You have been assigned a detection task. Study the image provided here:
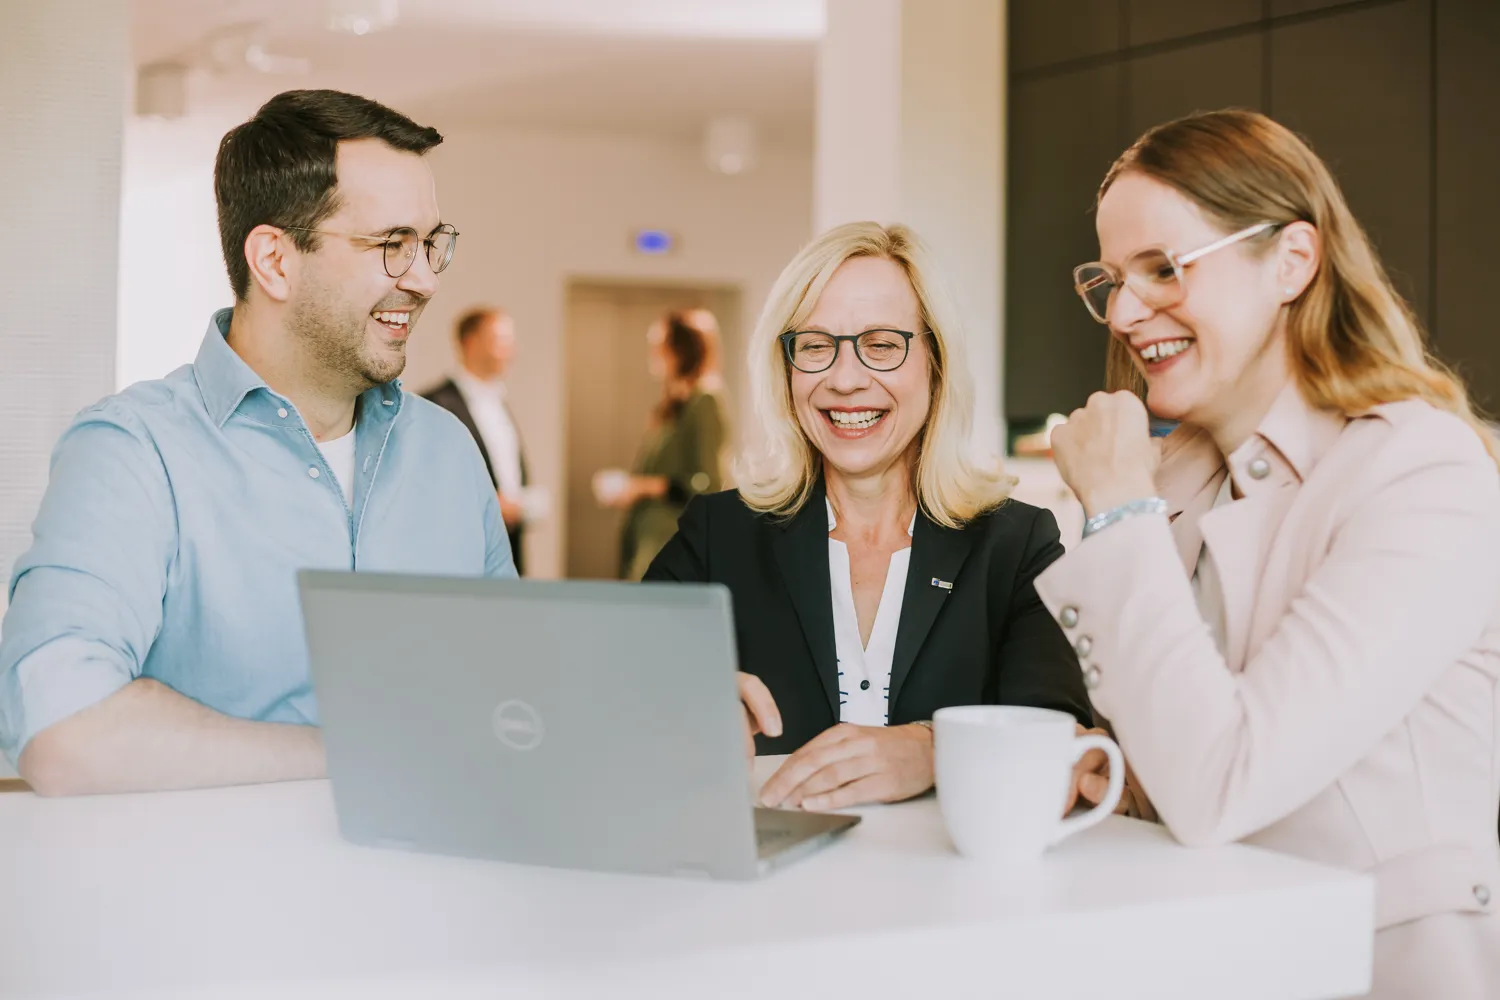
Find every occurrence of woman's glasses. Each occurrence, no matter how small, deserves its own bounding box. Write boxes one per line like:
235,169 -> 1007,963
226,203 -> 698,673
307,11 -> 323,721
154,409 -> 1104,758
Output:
1072,222 -> 1275,325
779,329 -> 918,373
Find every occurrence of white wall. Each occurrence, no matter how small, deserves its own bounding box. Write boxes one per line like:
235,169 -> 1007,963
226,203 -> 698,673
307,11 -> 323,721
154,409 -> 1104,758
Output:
0,0 -> 129,777
115,121 -> 813,578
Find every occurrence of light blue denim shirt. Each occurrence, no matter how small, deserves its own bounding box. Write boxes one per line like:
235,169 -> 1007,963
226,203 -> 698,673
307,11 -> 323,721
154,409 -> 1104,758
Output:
0,309 -> 515,763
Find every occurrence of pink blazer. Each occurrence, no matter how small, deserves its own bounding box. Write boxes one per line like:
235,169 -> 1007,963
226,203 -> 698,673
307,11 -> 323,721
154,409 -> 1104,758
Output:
1035,385 -> 1500,999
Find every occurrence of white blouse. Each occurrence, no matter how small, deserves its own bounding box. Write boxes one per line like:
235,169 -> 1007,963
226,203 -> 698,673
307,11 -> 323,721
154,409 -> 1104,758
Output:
826,499 -> 916,726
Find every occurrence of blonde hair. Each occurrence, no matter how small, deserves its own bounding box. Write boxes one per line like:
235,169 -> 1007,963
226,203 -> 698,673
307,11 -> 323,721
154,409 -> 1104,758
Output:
1101,109 -> 1498,466
736,221 -> 1013,527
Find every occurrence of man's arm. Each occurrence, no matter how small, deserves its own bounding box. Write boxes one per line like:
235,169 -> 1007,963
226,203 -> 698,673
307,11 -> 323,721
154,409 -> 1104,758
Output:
19,678 -> 324,796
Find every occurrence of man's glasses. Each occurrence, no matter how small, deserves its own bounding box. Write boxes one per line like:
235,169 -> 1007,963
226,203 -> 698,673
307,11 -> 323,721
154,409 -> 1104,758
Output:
779,329 -> 918,373
280,223 -> 460,279
1072,222 -> 1276,325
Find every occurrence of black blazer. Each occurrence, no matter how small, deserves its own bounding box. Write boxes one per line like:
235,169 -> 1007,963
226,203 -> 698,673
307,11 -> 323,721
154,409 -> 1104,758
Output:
643,482 -> 1093,754
423,378 -> 529,575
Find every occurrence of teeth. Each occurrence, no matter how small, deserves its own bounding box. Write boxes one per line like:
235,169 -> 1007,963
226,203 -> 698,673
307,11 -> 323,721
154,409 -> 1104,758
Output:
1140,339 -> 1192,362
827,409 -> 886,430
373,311 -> 410,325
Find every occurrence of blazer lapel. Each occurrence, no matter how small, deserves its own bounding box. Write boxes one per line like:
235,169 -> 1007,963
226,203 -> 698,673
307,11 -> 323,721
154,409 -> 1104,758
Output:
440,381 -> 498,486
888,514 -> 974,713
1157,424 -> 1228,576
771,489 -> 841,716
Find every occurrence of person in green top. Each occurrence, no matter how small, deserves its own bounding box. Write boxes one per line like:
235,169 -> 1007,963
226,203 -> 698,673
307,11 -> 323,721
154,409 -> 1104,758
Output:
598,309 -> 728,580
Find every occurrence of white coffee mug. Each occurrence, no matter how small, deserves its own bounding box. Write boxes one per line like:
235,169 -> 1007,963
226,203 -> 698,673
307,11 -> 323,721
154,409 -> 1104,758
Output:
934,706 -> 1124,864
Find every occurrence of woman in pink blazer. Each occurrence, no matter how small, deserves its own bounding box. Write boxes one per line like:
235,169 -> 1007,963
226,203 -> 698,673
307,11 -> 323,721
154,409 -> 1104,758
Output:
1042,109 -> 1500,999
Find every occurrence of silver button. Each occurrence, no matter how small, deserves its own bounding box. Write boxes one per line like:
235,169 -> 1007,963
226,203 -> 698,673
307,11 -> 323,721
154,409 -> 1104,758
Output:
1059,606 -> 1079,628
1248,458 -> 1271,480
1084,666 -> 1101,689
277,407 -> 288,419
1076,635 -> 1093,658
1475,885 -> 1492,906
382,400 -> 394,406
308,467 -> 320,479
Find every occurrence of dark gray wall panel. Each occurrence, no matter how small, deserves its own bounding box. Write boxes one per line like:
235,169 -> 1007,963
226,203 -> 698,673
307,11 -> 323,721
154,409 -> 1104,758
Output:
1271,0 -> 1432,322
1010,0 -> 1120,73
1127,0 -> 1262,47
1006,64 -> 1124,420
1126,33 -> 1264,139
1434,0 -> 1500,410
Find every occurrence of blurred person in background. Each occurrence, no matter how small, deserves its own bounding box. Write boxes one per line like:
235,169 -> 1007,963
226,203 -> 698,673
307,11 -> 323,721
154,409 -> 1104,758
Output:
0,90 -> 515,796
644,222 -> 1097,813
595,309 -> 727,580
1046,109 -> 1500,998
425,307 -> 532,575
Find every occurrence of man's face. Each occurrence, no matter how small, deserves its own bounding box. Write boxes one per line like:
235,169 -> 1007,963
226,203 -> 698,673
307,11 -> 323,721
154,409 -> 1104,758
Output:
286,138 -> 443,391
463,313 -> 516,379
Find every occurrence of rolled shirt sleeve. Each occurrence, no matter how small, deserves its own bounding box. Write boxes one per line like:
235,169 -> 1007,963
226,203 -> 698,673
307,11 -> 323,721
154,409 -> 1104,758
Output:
0,406 -> 177,762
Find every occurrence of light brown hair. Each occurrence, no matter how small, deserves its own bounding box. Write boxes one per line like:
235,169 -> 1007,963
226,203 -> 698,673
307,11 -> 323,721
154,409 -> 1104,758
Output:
1101,109 -> 1497,465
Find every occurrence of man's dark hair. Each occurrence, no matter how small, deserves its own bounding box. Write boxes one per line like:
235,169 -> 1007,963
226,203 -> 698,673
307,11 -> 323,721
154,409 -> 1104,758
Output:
214,89 -> 443,300
455,306 -> 507,343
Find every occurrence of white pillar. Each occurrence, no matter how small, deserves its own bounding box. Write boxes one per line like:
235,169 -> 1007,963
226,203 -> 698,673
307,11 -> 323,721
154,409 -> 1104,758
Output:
0,0 -> 126,612
815,0 -> 1006,451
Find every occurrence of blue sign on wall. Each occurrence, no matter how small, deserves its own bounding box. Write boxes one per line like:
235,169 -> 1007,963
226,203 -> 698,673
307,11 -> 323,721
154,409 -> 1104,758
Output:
633,229 -> 675,255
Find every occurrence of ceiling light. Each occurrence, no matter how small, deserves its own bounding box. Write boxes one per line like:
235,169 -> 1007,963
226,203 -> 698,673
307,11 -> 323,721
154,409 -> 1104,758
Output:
705,117 -> 757,177
327,0 -> 399,35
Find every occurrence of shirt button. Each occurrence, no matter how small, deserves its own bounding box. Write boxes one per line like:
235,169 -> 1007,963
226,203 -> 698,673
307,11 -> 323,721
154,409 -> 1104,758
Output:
1248,458 -> 1271,480
277,408 -> 288,418
1475,885 -> 1492,906
308,467 -> 320,479
860,679 -> 870,691
1076,635 -> 1093,658
1060,606 -> 1079,628
1084,665 -> 1101,690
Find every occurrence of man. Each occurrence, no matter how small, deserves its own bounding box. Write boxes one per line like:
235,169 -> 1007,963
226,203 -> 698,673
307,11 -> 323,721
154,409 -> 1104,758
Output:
0,90 -> 514,796
424,308 -> 531,574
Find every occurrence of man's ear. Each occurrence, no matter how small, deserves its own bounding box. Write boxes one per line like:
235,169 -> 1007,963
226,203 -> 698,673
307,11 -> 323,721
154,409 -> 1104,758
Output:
244,225 -> 295,303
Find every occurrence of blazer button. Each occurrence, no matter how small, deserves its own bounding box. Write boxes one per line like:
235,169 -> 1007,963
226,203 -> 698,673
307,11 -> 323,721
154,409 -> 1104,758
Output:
1060,606 -> 1079,628
1248,457 -> 1271,480
1475,884 -> 1492,906
1083,666 -> 1101,690
859,679 -> 870,691
1075,635 -> 1093,658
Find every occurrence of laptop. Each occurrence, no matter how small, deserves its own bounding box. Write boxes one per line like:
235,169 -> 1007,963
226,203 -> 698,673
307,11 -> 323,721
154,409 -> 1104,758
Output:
297,571 -> 859,880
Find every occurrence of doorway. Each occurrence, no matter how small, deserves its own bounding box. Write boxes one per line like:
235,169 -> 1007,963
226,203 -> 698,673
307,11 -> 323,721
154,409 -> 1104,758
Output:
563,281 -> 742,580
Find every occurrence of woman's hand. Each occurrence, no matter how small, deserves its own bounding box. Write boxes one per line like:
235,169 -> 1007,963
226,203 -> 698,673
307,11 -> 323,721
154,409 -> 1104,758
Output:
738,672 -> 782,760
1049,391 -> 1160,517
598,475 -> 668,510
757,722 -> 933,811
1064,724 -> 1156,821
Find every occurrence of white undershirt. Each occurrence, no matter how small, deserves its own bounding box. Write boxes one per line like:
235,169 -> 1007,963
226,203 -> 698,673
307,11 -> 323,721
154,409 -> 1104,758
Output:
827,499 -> 915,727
317,428 -> 357,510
453,371 -> 524,499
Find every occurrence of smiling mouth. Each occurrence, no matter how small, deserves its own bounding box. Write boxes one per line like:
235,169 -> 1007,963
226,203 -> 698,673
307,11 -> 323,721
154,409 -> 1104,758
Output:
372,309 -> 411,335
822,408 -> 889,434
1138,338 -> 1193,364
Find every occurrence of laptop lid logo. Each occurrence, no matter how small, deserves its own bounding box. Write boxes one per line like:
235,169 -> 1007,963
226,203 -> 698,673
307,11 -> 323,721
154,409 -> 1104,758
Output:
491,699 -> 545,751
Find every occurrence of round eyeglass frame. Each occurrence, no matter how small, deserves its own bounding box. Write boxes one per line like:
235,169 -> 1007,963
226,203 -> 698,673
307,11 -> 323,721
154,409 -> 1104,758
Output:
280,223 -> 460,278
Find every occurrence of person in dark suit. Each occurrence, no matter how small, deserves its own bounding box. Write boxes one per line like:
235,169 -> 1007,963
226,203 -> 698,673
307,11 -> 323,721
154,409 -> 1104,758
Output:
645,222 -> 1095,814
424,307 -> 530,574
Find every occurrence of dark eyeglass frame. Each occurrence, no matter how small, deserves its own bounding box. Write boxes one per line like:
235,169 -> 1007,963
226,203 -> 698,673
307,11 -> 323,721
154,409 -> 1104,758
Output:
279,223 -> 460,278
779,328 -> 920,374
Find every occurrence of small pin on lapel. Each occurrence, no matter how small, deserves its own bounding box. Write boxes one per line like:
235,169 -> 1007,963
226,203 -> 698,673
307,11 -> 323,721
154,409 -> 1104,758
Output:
930,578 -> 953,591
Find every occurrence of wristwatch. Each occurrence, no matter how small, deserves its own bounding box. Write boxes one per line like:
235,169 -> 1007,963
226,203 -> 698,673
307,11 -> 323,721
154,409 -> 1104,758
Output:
910,720 -> 934,734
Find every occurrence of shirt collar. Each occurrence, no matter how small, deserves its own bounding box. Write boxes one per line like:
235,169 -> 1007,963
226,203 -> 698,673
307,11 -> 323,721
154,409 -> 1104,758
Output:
193,307 -> 405,427
825,498 -> 917,537
195,308 -> 267,428
453,369 -> 507,402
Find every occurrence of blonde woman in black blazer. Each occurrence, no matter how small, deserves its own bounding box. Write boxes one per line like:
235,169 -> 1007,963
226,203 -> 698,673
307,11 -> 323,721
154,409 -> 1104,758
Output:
646,222 -> 1092,813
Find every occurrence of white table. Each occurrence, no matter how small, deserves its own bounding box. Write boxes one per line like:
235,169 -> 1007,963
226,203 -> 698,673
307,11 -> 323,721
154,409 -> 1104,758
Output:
0,759 -> 1373,1000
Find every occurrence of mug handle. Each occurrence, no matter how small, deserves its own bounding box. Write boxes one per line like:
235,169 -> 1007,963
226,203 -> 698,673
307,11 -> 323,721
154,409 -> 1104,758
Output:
1050,734 -> 1124,845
